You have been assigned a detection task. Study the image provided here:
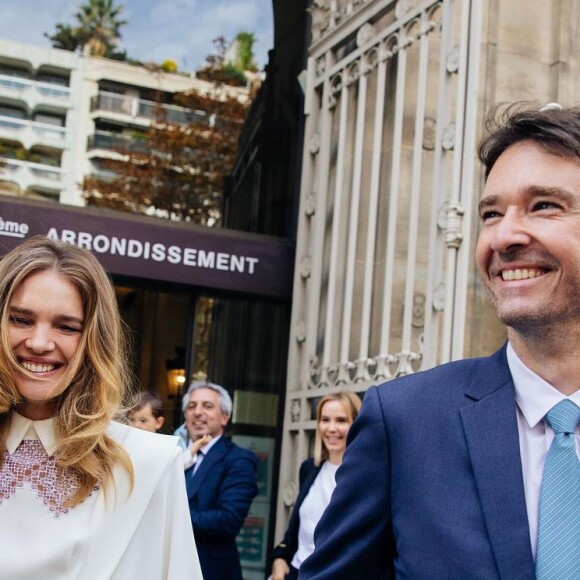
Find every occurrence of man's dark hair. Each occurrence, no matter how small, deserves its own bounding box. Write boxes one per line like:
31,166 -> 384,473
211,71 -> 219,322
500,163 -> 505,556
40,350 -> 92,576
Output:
478,102 -> 580,179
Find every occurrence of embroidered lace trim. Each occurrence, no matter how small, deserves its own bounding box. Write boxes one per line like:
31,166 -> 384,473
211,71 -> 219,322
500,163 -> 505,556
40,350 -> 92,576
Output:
0,440 -> 97,517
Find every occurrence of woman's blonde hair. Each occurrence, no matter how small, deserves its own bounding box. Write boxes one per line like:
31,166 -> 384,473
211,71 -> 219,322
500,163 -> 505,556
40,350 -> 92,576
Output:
313,390 -> 361,466
0,236 -> 133,505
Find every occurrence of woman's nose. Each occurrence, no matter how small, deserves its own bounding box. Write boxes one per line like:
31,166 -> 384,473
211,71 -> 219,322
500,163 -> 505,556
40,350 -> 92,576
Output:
25,327 -> 55,353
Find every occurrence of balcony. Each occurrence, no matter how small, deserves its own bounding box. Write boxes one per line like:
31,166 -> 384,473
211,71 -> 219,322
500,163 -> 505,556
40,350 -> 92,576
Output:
0,158 -> 64,193
91,91 -> 207,127
87,130 -> 150,157
0,74 -> 71,109
88,169 -> 118,183
0,115 -> 67,150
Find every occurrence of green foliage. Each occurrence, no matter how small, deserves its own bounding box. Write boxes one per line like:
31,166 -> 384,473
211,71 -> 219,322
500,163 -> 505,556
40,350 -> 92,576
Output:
108,49 -> 129,61
44,24 -> 81,51
235,32 -> 257,72
196,33 -> 258,87
196,64 -> 247,87
45,0 -> 127,58
75,0 -> 127,56
83,88 -> 252,226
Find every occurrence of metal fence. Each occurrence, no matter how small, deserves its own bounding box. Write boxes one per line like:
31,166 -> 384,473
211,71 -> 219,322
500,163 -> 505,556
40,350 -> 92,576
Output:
276,0 -> 482,537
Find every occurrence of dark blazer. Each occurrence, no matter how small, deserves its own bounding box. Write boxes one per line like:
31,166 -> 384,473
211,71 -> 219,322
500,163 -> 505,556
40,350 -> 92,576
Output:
299,346 -> 536,580
186,436 -> 258,580
271,458 -> 323,565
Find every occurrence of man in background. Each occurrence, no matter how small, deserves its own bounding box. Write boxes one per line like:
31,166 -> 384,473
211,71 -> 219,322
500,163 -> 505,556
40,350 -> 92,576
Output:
183,381 -> 258,580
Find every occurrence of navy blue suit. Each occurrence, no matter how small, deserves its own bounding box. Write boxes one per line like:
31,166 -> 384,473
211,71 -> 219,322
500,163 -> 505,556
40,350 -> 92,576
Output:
271,458 -> 322,566
186,436 -> 258,580
299,346 -> 536,579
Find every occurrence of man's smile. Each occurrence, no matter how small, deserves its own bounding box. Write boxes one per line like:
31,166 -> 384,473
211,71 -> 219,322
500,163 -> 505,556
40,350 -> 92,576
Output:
500,267 -> 546,281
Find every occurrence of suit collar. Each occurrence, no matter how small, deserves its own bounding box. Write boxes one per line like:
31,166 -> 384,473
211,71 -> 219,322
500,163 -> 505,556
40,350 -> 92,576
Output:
186,436 -> 229,498
464,345 -> 512,401
460,347 -> 535,579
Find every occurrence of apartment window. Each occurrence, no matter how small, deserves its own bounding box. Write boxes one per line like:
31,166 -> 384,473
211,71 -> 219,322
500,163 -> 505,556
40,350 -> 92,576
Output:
0,66 -> 31,79
36,73 -> 69,87
33,113 -> 65,127
0,106 -> 25,119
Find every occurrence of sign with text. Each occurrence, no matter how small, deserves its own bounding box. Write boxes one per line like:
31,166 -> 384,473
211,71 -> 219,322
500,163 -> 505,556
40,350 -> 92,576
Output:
0,197 -> 294,299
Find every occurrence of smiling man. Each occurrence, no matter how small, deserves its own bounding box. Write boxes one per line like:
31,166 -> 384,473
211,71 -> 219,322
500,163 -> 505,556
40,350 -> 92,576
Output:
299,104 -> 580,580
182,381 -> 257,580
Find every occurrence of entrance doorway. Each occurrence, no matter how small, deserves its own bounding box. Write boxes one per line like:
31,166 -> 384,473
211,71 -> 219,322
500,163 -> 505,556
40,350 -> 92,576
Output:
115,284 -> 193,432
116,282 -> 290,580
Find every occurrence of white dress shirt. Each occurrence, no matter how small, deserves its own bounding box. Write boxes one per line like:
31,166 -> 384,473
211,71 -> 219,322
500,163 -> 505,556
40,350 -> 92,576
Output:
507,343 -> 580,557
291,461 -> 339,570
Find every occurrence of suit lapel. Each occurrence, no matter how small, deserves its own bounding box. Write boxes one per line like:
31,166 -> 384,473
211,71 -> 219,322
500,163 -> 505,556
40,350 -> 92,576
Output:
296,463 -> 322,507
186,436 -> 228,499
460,347 -> 535,579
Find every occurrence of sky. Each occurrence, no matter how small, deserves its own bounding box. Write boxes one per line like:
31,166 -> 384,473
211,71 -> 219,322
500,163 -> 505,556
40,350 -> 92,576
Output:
0,0 -> 274,72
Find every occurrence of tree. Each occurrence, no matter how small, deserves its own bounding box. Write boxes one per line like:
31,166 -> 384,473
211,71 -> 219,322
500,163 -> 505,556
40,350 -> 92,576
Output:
44,23 -> 80,52
82,88 -> 251,226
45,0 -> 126,58
233,32 -> 258,72
196,34 -> 258,87
76,0 -> 127,57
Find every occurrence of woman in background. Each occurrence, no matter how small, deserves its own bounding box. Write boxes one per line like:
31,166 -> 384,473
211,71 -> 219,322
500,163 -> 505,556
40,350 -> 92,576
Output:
0,236 -> 201,579
271,391 -> 361,580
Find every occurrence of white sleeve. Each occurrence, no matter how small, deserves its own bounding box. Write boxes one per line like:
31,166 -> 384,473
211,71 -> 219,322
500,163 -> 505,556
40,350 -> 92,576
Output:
111,447 -> 203,579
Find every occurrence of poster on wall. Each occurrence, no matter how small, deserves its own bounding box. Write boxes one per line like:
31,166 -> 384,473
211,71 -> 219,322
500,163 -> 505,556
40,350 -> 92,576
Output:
233,435 -> 275,501
233,435 -> 276,576
236,499 -> 269,572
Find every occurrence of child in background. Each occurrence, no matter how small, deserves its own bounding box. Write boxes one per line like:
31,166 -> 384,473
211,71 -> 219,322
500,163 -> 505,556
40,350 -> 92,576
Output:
129,391 -> 165,433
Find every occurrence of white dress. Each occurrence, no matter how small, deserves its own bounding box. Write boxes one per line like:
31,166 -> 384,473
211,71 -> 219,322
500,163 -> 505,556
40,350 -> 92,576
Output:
0,412 -> 203,580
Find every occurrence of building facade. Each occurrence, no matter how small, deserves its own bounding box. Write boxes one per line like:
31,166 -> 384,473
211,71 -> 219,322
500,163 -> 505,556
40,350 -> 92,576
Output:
0,39 -> 249,205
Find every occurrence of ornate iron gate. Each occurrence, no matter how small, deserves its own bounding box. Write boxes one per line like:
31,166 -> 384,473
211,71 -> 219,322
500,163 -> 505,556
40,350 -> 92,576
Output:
276,0 -> 482,538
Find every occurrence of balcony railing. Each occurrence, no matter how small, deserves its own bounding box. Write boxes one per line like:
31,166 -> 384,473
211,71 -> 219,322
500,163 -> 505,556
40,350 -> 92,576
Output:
0,115 -> 66,148
36,81 -> 71,100
89,169 -> 118,183
91,91 -> 208,125
88,130 -> 149,154
0,75 -> 30,92
0,158 -> 64,191
0,74 -> 71,103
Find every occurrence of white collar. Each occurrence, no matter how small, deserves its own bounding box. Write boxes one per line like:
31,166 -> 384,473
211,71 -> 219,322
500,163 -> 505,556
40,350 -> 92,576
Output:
6,412 -> 58,456
507,342 -> 580,429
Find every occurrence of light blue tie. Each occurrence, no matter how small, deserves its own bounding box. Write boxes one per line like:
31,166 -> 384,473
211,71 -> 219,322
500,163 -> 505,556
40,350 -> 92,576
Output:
535,399 -> 580,579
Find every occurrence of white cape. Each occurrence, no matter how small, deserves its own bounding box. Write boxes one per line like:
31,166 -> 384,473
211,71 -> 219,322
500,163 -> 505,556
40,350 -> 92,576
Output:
0,415 -> 203,580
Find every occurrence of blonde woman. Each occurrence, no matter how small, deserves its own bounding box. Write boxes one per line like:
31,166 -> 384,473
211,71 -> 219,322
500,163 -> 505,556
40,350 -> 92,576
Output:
271,391 -> 361,580
0,236 -> 202,579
